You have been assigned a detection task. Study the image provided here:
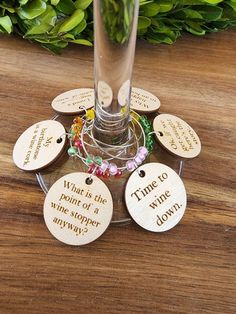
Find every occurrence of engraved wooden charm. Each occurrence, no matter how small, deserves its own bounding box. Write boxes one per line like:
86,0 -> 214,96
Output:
125,163 -> 187,232
43,172 -> 113,245
130,87 -> 161,113
13,120 -> 66,171
153,114 -> 201,158
51,88 -> 94,114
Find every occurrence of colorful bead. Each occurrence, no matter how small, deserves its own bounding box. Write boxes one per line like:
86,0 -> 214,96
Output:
103,170 -> 110,179
121,107 -> 127,115
74,140 -> 83,149
73,116 -> 83,125
109,163 -> 118,175
95,167 -> 103,177
68,147 -> 77,156
94,156 -> 103,166
86,155 -> 94,165
72,124 -> 82,133
139,115 -> 148,124
138,146 -> 148,157
139,115 -> 154,153
88,163 -> 95,174
70,130 -> 76,136
130,111 -> 140,123
115,169 -> 122,178
145,126 -> 152,133
134,155 -> 143,165
146,136 -> 154,152
138,153 -> 146,162
100,160 -> 109,172
126,160 -> 136,172
147,134 -> 154,142
86,109 -> 95,120
72,135 -> 79,142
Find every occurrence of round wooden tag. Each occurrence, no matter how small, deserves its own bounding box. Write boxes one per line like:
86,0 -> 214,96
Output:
125,163 -> 187,232
118,80 -> 130,107
131,87 -> 161,113
51,88 -> 94,114
43,172 -> 113,245
153,114 -> 201,159
98,81 -> 113,108
13,120 -> 66,171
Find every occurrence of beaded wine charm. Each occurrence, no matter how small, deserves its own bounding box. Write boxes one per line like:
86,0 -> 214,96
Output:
66,108 -> 154,178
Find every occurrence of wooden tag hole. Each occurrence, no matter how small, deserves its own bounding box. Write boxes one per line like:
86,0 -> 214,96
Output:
57,137 -> 63,144
139,170 -> 146,178
158,131 -> 164,137
86,177 -> 93,185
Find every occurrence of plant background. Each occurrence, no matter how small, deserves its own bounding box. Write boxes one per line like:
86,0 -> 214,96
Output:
0,0 -> 235,53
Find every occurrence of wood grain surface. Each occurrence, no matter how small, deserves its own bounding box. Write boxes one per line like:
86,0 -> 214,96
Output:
0,29 -> 236,314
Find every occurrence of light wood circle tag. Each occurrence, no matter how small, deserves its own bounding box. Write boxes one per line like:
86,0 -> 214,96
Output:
13,120 -> 66,171
43,172 -> 113,245
125,163 -> 187,232
153,114 -> 201,159
98,81 -> 113,108
131,87 -> 161,113
51,88 -> 94,114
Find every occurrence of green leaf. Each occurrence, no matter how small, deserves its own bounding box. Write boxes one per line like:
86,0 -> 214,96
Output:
59,8 -> 84,33
41,41 -> 68,54
211,20 -> 230,28
17,0 -> 47,20
175,0 -> 203,4
195,5 -> 223,20
227,1 -> 236,11
48,20 -> 64,34
71,38 -> 93,46
183,8 -> 203,19
56,0 -> 75,15
74,0 -> 93,10
142,3 -> 160,17
25,5 -> 57,35
70,18 -> 87,36
147,32 -> 177,44
138,28 -> 148,36
9,14 -> 18,24
200,0 -> 223,4
31,37 -> 62,43
140,0 -> 154,6
0,16 -> 12,33
159,0 -> 173,13
19,0 -> 30,5
62,33 -> 75,39
0,4 -> 15,13
138,16 -> 151,29
51,0 -> 60,5
162,17 -> 184,30
185,21 -> 206,34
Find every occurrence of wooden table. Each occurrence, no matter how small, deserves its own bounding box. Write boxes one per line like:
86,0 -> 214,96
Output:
0,30 -> 235,313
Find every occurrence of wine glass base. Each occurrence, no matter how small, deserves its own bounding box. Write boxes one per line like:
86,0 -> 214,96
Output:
36,115 -> 184,225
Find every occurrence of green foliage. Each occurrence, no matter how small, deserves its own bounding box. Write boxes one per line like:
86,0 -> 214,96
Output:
0,0 -> 235,52
101,0 -> 137,44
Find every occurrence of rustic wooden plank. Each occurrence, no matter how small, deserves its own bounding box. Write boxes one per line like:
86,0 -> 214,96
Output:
0,30 -> 236,313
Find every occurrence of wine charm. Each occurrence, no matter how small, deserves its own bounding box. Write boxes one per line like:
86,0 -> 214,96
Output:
51,88 -> 94,114
13,120 -> 66,171
131,87 -> 161,113
43,172 -> 113,245
153,114 -> 201,159
125,163 -> 187,232
52,87 -> 160,115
